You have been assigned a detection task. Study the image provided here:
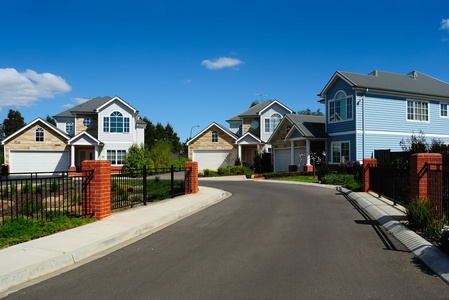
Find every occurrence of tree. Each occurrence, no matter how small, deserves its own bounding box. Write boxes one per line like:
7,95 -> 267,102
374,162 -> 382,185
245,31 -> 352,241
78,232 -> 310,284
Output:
297,108 -> 324,116
149,140 -> 173,169
250,100 -> 259,108
2,109 -> 26,137
46,115 -> 56,126
123,144 -> 154,171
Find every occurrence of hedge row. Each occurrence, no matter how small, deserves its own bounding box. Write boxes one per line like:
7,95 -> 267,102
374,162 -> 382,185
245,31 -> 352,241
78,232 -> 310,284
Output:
262,171 -> 314,179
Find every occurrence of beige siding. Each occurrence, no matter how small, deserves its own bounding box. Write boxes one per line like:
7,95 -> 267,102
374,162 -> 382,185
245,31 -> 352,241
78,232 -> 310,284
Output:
75,114 -> 98,138
189,125 -> 236,158
4,124 -> 69,165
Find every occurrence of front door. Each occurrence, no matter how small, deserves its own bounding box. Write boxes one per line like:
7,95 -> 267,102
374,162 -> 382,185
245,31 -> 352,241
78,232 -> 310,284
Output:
79,149 -> 94,164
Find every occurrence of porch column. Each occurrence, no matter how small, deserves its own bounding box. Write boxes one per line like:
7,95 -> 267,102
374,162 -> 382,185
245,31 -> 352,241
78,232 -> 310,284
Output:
95,145 -> 99,160
70,145 -> 75,166
306,139 -> 311,165
290,141 -> 295,165
238,145 -> 242,161
257,144 -> 260,151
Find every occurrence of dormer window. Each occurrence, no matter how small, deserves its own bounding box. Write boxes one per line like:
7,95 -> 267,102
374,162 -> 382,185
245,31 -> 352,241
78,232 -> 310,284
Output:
35,128 -> 44,142
264,113 -> 282,133
103,111 -> 130,133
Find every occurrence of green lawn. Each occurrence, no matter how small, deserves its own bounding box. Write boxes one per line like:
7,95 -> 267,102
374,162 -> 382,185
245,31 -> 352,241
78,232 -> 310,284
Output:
272,176 -> 319,183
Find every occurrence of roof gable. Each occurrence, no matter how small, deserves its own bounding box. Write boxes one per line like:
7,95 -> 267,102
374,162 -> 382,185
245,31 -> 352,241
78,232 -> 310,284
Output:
68,131 -> 102,146
2,118 -> 70,145
236,132 -> 262,144
187,122 -> 237,145
267,114 -> 328,144
226,99 -> 293,122
319,70 -> 449,99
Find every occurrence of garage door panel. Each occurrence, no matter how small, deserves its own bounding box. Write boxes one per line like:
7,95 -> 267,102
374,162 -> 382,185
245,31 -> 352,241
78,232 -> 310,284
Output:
193,150 -> 237,171
10,150 -> 70,173
274,148 -> 305,172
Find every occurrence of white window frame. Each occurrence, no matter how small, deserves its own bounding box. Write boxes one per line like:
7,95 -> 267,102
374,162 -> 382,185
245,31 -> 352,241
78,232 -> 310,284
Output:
328,90 -> 353,123
263,113 -> 282,133
83,117 -> 93,128
331,141 -> 350,164
107,149 -> 126,165
103,111 -> 130,133
35,127 -> 44,142
440,102 -> 448,118
66,121 -> 74,134
211,131 -> 218,143
406,99 -> 429,122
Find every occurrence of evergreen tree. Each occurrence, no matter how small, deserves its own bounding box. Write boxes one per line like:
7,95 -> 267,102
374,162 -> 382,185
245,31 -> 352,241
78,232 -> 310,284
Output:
46,114 -> 56,126
2,109 -> 26,137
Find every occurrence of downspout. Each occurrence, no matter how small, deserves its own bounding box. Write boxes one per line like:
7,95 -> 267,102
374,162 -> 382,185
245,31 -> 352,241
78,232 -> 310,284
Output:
359,88 -> 368,160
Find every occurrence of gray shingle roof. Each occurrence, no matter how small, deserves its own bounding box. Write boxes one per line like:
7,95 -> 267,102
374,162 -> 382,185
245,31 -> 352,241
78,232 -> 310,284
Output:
326,71 -> 449,99
286,114 -> 328,138
226,100 -> 274,122
53,96 -> 113,118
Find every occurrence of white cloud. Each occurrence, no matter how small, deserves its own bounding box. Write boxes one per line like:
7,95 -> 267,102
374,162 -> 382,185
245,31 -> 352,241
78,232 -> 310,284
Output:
441,19 -> 449,31
62,104 -> 74,108
183,79 -> 192,84
0,68 -> 71,108
72,97 -> 90,104
201,57 -> 243,70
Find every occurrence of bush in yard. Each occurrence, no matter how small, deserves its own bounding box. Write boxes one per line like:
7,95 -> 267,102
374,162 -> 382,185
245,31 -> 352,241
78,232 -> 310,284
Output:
172,157 -> 191,169
406,197 -> 448,238
149,140 -> 172,169
123,144 -> 154,171
318,161 -> 330,181
234,156 -> 241,166
338,163 -> 347,174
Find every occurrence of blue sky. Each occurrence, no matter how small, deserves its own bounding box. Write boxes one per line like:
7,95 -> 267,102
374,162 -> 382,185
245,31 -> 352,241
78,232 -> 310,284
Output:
1,0 -> 449,141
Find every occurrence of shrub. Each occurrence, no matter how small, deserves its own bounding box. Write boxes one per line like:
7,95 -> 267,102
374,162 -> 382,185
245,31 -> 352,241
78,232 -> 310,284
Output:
254,151 -> 263,173
406,197 -> 447,238
318,161 -> 330,181
123,144 -> 154,172
50,180 -> 60,192
321,174 -> 351,185
338,163 -> 347,174
234,156 -> 241,166
173,157 -> 191,169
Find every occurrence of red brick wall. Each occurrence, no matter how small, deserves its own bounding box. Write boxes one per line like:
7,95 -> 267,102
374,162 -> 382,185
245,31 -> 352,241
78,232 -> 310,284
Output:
363,158 -> 377,192
82,160 -> 112,220
410,153 -> 443,216
289,165 -> 298,172
185,161 -> 198,194
303,165 -> 313,172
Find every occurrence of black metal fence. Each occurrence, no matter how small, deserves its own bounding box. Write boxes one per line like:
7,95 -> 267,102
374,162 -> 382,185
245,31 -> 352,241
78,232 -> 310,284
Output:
0,171 -> 94,225
111,165 -> 192,210
426,164 -> 449,220
369,163 -> 410,206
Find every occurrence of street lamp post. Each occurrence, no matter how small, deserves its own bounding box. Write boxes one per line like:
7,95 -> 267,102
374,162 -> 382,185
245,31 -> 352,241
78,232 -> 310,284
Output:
190,125 -> 200,139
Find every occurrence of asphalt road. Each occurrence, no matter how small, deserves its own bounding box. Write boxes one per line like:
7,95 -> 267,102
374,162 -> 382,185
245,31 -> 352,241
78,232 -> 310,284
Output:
6,181 -> 449,299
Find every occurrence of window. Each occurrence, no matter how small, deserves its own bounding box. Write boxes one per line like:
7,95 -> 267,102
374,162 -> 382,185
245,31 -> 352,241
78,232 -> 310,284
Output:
329,91 -> 353,122
107,150 -> 126,165
407,100 -> 429,121
212,131 -> 218,142
35,128 -> 44,142
331,142 -> 350,164
237,125 -> 242,136
83,117 -> 93,128
66,121 -> 74,134
264,113 -> 282,133
103,111 -> 130,133
441,103 -> 448,118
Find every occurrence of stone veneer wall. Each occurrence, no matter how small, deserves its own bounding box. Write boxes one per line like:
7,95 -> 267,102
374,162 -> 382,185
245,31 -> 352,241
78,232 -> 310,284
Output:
75,114 -> 98,138
4,123 -> 69,165
242,117 -> 260,137
188,125 -> 236,158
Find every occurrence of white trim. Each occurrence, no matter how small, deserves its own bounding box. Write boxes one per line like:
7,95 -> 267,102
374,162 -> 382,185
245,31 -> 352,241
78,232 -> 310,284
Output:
235,132 -> 263,144
328,131 -> 356,136
353,87 -> 449,102
68,131 -> 102,145
187,122 -> 237,145
258,100 -> 294,115
263,113 -> 282,133
96,96 -> 137,113
319,71 -> 356,97
2,118 -> 70,144
405,99 -> 430,123
440,102 -> 449,118
330,140 -> 351,164
356,130 -> 449,139
328,91 -> 354,123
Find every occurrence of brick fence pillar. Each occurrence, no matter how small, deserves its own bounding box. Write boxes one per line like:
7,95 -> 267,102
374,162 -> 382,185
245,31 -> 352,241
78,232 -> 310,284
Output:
82,160 -> 111,220
410,153 -> 443,216
185,161 -> 198,194
363,158 -> 377,192
288,165 -> 298,172
303,165 -> 313,172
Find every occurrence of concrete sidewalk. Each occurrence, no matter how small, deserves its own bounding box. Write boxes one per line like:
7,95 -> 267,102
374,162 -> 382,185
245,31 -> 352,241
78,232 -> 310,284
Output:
0,186 -> 230,295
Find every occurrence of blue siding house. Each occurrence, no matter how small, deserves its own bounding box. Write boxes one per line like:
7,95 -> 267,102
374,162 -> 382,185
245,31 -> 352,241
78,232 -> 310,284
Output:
318,70 -> 449,166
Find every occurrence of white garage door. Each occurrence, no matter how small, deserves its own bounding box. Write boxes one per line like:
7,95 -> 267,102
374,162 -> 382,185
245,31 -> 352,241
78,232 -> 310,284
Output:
274,148 -> 305,172
193,150 -> 237,171
9,150 -> 70,173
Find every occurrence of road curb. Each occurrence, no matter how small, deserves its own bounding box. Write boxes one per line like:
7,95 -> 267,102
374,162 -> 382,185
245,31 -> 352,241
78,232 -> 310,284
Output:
0,187 -> 230,295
